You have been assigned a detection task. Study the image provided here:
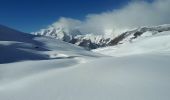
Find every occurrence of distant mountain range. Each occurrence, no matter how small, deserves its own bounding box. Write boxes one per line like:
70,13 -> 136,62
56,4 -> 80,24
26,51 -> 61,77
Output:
32,24 -> 170,50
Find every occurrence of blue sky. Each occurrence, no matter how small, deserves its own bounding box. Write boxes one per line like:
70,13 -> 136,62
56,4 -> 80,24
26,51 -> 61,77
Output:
0,0 -> 154,32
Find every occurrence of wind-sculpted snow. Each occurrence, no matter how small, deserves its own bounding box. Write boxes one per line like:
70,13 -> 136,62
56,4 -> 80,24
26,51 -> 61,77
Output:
0,54 -> 170,100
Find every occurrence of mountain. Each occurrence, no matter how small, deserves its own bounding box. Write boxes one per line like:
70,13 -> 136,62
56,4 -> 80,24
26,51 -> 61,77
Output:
33,24 -> 170,50
1,24 -> 170,100
32,25 -> 114,49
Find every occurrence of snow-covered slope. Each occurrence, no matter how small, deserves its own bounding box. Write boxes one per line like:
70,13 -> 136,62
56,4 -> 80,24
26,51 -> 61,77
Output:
0,25 -> 101,64
94,25 -> 170,56
1,25 -> 170,100
1,54 -> 170,100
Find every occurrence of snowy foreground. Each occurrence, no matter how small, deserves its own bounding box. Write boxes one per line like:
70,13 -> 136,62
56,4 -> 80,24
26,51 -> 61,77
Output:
0,25 -> 170,100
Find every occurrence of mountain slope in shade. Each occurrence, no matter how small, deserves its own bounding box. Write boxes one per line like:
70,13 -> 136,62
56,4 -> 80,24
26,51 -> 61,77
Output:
0,25 -> 101,64
0,25 -> 35,43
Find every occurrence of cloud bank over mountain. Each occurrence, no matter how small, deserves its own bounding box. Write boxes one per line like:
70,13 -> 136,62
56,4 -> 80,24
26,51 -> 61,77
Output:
50,0 -> 170,35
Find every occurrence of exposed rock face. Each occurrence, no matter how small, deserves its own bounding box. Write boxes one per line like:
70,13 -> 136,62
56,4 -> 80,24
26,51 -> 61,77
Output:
109,24 -> 170,46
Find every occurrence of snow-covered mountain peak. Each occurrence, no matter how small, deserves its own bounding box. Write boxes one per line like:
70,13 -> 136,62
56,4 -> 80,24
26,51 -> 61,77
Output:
33,17 -> 82,42
33,24 -> 82,42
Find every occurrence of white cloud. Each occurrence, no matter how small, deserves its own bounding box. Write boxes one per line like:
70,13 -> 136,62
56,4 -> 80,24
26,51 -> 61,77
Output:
51,0 -> 170,35
51,17 -> 81,33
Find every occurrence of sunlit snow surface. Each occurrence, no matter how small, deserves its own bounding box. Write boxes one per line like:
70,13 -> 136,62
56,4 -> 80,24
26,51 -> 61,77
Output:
94,31 -> 170,56
0,25 -> 170,100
